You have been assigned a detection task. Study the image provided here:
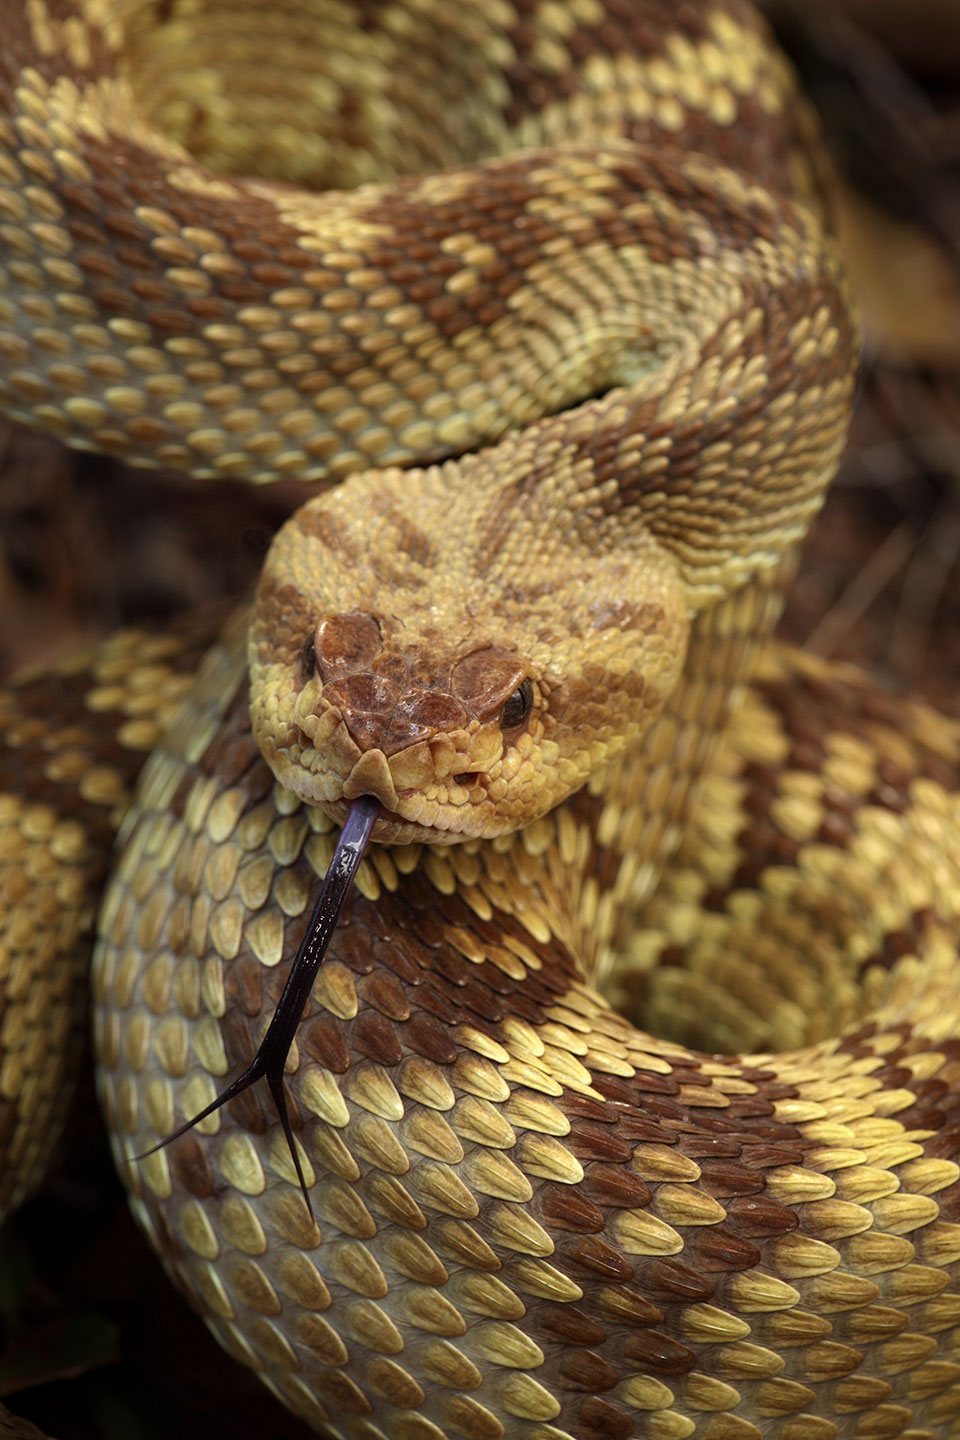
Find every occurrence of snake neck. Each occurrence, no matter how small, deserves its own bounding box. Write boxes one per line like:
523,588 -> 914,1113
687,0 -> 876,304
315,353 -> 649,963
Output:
521,554 -> 800,986
190,551 -> 797,1011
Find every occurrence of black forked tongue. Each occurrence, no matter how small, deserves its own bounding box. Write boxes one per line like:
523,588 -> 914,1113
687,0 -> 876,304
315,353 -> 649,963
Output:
137,794 -> 381,1218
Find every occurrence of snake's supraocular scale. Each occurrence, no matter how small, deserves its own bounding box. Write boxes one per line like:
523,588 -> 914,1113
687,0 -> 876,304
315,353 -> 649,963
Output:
3,2 -> 960,1439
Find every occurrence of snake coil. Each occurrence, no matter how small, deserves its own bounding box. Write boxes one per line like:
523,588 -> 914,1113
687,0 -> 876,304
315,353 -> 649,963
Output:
2,3 -> 960,1440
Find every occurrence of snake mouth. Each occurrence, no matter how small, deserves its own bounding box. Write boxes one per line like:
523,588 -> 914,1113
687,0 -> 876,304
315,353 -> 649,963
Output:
287,722 -> 492,843
320,795 -> 478,846
279,742 -> 476,843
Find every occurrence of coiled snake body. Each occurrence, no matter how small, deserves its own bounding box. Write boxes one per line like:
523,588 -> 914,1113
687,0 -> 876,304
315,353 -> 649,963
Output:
2,2 -> 960,1438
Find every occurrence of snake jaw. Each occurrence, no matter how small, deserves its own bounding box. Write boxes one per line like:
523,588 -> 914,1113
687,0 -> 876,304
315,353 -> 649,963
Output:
280,727 -> 513,844
259,672 -> 510,840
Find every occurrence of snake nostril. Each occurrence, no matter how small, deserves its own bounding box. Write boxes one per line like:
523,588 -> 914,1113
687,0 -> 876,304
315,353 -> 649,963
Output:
454,772 -> 480,787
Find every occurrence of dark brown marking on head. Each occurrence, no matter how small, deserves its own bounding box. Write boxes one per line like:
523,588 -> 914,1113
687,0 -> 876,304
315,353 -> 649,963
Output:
450,649 -> 526,722
314,611 -> 383,679
295,506 -> 363,563
369,493 -> 439,572
321,672 -> 401,751
589,598 -> 649,633
379,688 -> 471,757
253,574 -> 319,670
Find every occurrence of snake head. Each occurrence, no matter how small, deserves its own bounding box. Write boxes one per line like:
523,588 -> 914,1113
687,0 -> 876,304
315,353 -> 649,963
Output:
248,458 -> 690,844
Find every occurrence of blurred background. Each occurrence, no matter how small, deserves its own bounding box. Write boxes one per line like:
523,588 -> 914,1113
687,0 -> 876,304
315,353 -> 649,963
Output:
1,1 -> 960,1434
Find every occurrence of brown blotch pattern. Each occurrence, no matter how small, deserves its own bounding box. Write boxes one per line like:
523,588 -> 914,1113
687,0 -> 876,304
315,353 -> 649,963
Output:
4,3 -> 959,1440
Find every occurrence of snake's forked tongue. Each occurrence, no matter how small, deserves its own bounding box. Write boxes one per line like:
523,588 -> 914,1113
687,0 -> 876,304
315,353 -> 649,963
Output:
139,795 -> 381,1215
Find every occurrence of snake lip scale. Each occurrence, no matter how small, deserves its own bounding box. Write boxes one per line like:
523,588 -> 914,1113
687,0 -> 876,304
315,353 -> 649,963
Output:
3,2 -> 960,1440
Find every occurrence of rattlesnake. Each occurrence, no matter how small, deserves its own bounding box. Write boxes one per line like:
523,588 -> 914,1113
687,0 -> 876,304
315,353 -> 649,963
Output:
2,2 -> 960,1438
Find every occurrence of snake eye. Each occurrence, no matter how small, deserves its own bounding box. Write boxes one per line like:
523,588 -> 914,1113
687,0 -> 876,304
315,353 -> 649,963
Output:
302,633 -> 316,679
501,678 -> 533,730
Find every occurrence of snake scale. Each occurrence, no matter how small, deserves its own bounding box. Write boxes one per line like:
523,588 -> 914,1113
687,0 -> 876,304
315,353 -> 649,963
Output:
2,0 -> 960,1437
